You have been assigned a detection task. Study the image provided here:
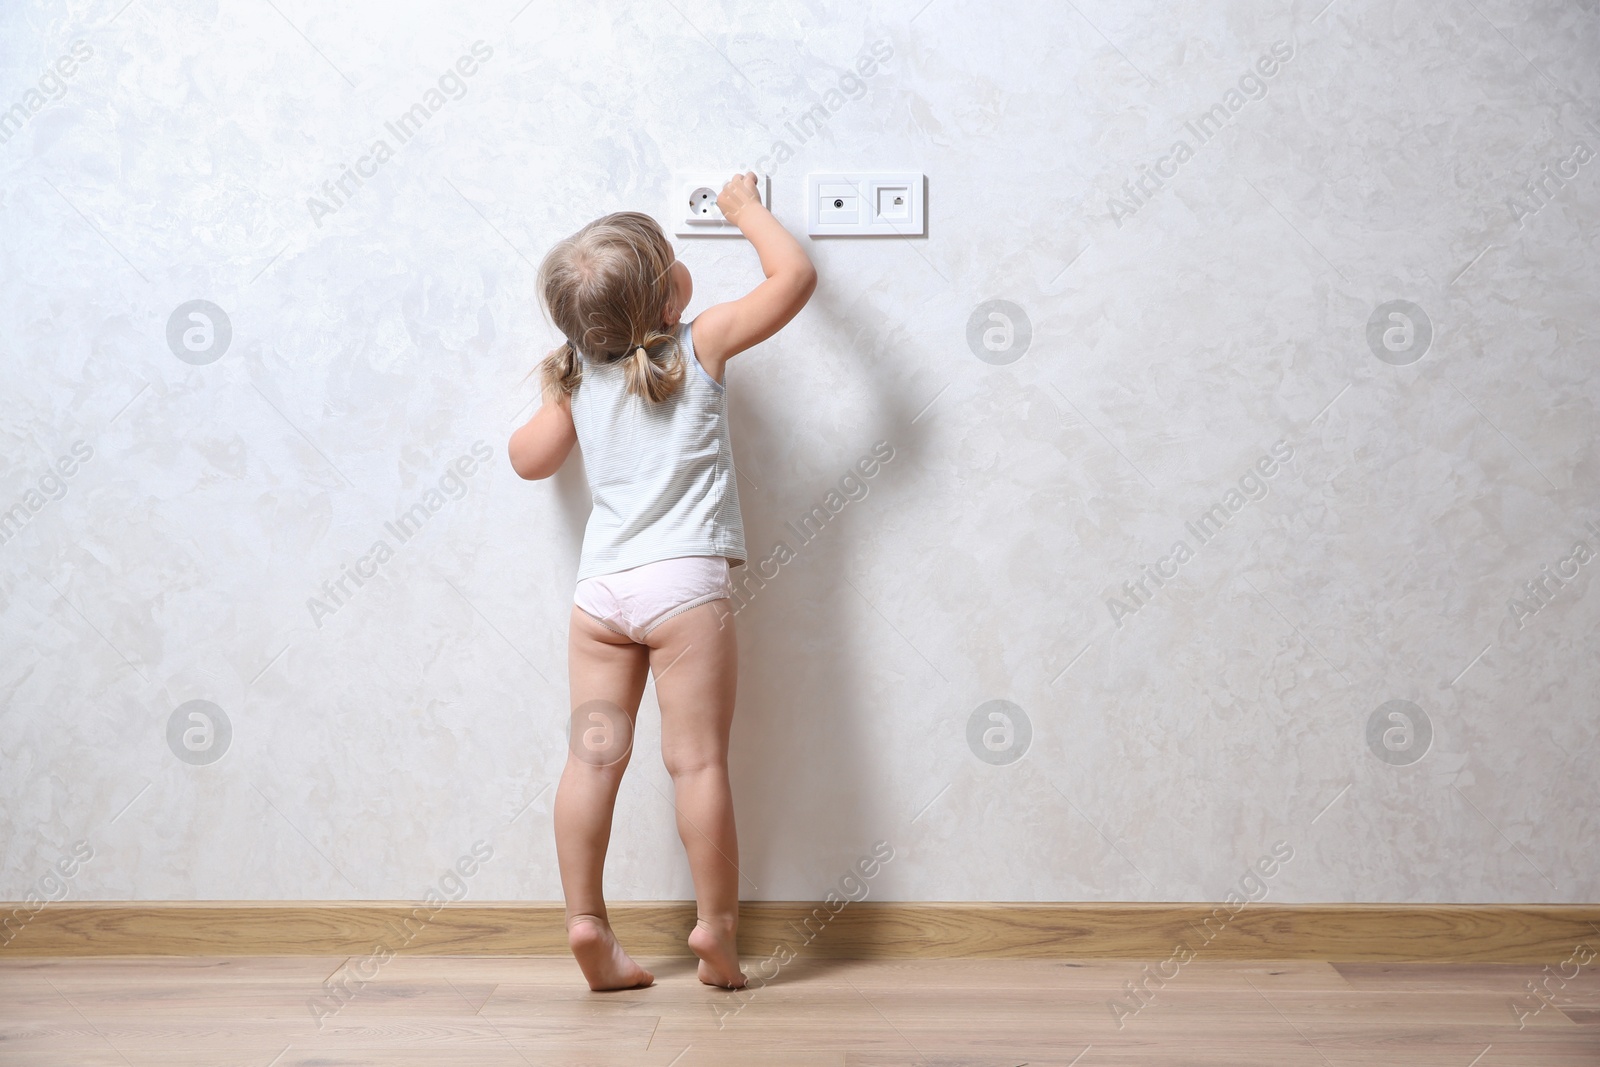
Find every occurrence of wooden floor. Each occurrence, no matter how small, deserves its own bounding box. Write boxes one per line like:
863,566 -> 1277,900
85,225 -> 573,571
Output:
2,955 -> 1597,1065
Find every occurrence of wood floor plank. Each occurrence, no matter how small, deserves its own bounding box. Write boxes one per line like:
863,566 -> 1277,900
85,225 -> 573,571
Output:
1332,961 -> 1600,992
3,955 -> 1598,1065
847,989 -> 1581,1034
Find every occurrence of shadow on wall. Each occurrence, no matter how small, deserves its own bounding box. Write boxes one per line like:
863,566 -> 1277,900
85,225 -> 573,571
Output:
549,434 -> 592,546
726,278 -> 929,904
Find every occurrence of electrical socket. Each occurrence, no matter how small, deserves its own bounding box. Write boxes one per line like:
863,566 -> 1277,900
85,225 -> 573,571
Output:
671,172 -> 770,237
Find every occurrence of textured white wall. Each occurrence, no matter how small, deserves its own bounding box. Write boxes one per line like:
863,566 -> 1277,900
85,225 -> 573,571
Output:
1,0 -> 1597,908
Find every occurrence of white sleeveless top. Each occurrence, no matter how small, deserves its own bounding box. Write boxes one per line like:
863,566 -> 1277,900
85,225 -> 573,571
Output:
568,319 -> 746,582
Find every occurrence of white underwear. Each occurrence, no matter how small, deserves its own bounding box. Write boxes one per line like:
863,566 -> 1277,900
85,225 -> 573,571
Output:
574,555 -> 732,642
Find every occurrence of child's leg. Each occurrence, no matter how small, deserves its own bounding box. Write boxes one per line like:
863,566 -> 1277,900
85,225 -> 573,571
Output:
644,599 -> 745,989
556,603 -> 653,991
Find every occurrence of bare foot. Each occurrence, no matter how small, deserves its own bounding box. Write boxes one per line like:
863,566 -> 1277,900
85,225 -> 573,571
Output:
688,917 -> 746,989
566,915 -> 654,991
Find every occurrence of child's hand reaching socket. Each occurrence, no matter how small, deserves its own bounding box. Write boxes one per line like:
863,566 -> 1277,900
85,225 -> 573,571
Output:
716,172 -> 761,225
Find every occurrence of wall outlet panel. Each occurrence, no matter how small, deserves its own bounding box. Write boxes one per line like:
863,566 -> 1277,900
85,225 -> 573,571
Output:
671,173 -> 770,237
806,172 -> 925,236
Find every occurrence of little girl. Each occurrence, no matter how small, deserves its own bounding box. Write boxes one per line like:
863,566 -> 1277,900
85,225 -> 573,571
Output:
508,174 -> 817,991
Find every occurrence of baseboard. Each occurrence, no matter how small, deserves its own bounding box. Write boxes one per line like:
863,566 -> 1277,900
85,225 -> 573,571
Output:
2,901 -> 1596,961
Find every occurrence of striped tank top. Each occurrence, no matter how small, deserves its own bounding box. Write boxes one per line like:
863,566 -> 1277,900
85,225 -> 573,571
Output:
568,318 -> 747,582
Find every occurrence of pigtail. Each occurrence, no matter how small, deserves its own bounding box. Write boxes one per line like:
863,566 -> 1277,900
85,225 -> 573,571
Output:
538,340 -> 582,404
622,328 -> 685,403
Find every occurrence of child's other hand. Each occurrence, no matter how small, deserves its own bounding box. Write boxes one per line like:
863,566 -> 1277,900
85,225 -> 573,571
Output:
717,172 -> 761,224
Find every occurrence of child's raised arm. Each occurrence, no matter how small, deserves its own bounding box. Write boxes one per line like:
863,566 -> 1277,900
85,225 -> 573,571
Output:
690,172 -> 817,378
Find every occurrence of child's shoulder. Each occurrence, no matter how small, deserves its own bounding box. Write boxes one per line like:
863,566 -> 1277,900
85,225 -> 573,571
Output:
683,317 -> 725,389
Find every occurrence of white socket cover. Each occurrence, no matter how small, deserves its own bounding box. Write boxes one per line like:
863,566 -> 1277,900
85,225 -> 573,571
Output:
671,173 -> 770,237
806,172 -> 925,236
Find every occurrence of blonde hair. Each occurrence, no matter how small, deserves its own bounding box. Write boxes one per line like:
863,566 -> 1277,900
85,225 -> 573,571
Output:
536,211 -> 685,404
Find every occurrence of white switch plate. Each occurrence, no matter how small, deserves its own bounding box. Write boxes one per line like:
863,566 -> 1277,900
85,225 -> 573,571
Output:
671,173 -> 770,237
806,172 -> 925,236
